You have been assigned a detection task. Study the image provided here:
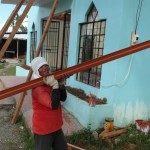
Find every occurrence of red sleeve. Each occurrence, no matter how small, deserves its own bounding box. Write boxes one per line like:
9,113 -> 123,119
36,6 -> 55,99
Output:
32,86 -> 53,109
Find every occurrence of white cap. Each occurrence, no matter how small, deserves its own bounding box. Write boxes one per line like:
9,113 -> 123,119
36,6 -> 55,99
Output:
31,57 -> 48,78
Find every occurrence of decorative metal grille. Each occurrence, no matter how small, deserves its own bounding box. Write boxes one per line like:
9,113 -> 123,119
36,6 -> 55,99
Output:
30,31 -> 37,61
61,12 -> 71,70
41,20 -> 60,72
41,12 -> 71,72
77,5 -> 106,87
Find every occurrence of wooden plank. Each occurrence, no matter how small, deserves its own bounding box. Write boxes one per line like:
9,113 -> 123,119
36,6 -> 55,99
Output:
0,40 -> 150,100
99,128 -> 127,139
11,0 -> 59,124
0,0 -> 25,41
0,0 -> 35,58
67,143 -> 86,150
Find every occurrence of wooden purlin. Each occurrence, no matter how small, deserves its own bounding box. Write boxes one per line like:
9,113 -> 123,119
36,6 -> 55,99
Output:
0,40 -> 150,100
0,0 -> 25,41
0,0 -> 35,58
11,0 -> 59,124
67,143 -> 86,150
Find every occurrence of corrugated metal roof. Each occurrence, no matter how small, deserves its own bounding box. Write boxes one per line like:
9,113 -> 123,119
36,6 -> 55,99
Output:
1,0 -> 52,6
3,33 -> 27,40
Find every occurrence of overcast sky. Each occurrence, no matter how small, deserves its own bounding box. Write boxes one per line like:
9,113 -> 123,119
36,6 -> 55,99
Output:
0,2 -> 28,32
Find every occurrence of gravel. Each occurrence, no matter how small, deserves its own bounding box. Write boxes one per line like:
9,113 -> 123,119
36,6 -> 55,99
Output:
0,104 -> 26,150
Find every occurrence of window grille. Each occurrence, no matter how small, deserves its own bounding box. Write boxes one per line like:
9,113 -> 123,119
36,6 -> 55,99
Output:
77,5 -> 106,87
30,23 -> 37,61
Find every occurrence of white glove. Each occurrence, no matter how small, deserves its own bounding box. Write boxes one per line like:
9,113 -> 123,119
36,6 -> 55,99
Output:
43,75 -> 59,89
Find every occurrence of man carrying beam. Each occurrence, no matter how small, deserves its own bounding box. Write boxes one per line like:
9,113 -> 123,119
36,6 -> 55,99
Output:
31,57 -> 68,150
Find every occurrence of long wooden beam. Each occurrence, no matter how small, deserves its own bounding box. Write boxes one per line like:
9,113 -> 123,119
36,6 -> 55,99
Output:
0,0 -> 35,58
0,0 -> 25,41
67,143 -> 85,150
0,40 -> 150,100
11,0 -> 59,124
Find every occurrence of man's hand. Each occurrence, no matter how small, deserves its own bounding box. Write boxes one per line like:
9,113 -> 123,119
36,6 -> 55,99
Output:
58,74 -> 72,87
43,75 -> 59,89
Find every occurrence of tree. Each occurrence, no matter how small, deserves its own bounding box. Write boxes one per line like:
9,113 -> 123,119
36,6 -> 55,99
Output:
11,13 -> 27,32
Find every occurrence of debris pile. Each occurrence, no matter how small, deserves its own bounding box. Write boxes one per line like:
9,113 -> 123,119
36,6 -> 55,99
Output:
135,120 -> 150,133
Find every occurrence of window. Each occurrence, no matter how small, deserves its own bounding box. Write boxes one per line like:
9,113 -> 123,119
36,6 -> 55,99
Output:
77,4 -> 106,87
30,22 -> 37,61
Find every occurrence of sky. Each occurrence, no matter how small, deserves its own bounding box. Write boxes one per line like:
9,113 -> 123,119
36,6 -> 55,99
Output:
0,2 -> 28,32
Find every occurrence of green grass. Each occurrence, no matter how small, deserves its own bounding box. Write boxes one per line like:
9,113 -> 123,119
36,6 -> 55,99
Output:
0,64 -> 16,76
4,65 -> 16,75
66,129 -> 108,150
0,64 -> 5,69
66,124 -> 150,150
14,110 -> 150,150
0,63 -> 16,76
17,115 -> 35,150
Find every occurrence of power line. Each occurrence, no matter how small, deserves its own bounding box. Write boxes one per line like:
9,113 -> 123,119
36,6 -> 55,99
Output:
135,0 -> 144,33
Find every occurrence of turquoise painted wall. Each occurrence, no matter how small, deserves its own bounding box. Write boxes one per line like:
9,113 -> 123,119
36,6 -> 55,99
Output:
62,93 -> 113,130
110,0 -> 150,127
16,0 -> 150,128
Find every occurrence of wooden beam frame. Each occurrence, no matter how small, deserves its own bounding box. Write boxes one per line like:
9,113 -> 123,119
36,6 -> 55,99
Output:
0,0 -> 35,59
0,0 -> 25,41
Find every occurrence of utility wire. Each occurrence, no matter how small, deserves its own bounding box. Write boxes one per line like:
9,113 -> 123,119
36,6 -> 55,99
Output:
135,0 -> 144,33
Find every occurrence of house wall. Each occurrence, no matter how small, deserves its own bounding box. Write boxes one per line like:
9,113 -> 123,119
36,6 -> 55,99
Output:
111,0 -> 150,127
16,0 -> 150,129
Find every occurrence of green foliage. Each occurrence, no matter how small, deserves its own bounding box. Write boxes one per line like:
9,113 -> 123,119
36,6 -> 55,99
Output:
66,129 -> 107,150
11,13 -> 27,32
17,115 -> 35,150
66,124 -> 150,150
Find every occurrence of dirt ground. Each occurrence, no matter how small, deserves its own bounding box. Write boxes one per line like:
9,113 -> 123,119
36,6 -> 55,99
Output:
0,59 -> 26,150
0,104 -> 26,150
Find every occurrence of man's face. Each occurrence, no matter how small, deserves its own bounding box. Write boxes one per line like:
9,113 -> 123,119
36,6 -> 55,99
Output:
38,64 -> 50,76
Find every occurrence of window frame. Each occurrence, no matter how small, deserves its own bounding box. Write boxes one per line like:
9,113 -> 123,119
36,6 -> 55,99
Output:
77,19 -> 106,87
30,30 -> 37,61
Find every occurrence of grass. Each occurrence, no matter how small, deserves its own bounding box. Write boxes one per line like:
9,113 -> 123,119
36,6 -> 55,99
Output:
66,128 -> 108,150
66,124 -> 150,150
14,117 -> 150,150
0,61 -> 35,149
17,115 -> 35,150
0,63 -> 16,76
111,125 -> 150,150
3,65 -> 16,75
0,64 -> 5,69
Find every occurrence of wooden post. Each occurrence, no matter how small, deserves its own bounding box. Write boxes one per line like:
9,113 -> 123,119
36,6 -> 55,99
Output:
67,143 -> 86,150
0,0 -> 25,41
0,0 -> 35,59
11,0 -> 59,124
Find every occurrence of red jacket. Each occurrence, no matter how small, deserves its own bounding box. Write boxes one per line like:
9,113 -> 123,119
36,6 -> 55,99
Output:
32,85 -> 63,135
